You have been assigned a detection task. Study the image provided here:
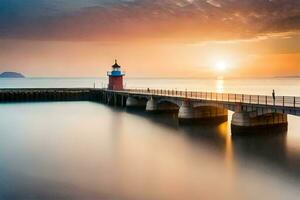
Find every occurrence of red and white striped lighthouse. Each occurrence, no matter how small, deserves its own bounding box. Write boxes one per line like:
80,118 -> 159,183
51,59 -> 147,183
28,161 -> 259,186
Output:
107,60 -> 125,90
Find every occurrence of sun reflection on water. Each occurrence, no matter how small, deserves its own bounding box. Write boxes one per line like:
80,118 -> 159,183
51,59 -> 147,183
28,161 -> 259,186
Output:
216,78 -> 224,93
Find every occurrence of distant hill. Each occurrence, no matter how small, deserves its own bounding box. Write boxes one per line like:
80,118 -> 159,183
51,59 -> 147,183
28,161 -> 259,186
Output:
0,72 -> 25,78
273,76 -> 300,79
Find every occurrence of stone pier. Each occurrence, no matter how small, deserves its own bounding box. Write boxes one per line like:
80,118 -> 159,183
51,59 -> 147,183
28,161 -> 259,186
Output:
178,100 -> 228,123
146,97 -> 158,111
231,111 -> 288,134
1,88 -> 299,135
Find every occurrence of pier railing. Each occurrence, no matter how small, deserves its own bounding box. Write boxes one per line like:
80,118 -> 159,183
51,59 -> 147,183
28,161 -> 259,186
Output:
125,88 -> 300,108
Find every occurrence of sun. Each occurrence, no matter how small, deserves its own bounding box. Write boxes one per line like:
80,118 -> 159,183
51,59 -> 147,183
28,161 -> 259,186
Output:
215,61 -> 227,71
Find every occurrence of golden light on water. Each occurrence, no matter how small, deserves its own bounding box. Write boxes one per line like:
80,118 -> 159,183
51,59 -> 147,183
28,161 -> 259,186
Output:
216,79 -> 224,93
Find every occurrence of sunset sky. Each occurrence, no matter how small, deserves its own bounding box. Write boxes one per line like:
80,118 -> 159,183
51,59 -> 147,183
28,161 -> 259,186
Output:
1,0 -> 300,77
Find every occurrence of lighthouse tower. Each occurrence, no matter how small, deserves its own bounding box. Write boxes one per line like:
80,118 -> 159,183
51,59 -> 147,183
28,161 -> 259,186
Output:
107,60 -> 125,90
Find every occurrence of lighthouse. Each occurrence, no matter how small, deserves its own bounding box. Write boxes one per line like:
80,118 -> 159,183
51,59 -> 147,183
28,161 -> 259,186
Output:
107,60 -> 125,90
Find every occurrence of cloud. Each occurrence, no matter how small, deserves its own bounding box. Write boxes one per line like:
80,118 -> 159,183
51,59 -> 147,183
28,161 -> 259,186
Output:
0,0 -> 300,42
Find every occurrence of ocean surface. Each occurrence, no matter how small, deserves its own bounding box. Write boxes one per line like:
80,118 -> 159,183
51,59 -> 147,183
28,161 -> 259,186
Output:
1,77 -> 300,200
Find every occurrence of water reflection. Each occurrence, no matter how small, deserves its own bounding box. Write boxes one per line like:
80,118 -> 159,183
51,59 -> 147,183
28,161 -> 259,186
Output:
125,107 -> 300,182
231,131 -> 300,181
1,102 -> 300,200
0,171 -> 105,200
216,78 -> 224,93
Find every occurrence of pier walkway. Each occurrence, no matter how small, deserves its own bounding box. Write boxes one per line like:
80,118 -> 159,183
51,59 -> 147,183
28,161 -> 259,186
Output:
1,87 -> 300,133
97,88 -> 300,132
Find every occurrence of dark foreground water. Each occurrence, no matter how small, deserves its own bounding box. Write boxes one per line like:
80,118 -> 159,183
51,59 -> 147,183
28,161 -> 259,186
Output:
1,78 -> 300,200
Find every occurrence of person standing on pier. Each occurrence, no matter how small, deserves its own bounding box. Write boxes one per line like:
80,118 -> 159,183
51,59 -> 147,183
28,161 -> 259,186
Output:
272,89 -> 276,105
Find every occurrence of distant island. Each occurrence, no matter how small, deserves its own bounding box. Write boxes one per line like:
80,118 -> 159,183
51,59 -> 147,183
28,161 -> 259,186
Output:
0,72 -> 25,78
273,75 -> 300,79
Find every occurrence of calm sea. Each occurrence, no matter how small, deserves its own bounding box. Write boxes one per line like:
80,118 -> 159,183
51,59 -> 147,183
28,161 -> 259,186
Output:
1,78 -> 300,200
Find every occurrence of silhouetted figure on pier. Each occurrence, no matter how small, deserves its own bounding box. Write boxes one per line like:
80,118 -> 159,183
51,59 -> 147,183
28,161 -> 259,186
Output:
272,89 -> 276,105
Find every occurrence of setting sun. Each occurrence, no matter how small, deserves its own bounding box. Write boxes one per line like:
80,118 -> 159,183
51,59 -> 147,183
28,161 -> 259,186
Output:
215,61 -> 228,71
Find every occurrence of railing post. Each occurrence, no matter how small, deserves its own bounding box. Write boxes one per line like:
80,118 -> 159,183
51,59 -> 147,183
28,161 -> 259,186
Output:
283,96 -> 285,107
235,94 -> 236,102
242,94 -> 244,103
265,96 -> 267,105
294,97 -> 296,108
250,95 -> 251,104
185,89 -> 187,98
211,92 -> 213,100
258,95 -> 259,104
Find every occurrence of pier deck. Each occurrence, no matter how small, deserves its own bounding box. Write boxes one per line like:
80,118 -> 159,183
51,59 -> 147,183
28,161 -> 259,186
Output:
1,87 -> 299,133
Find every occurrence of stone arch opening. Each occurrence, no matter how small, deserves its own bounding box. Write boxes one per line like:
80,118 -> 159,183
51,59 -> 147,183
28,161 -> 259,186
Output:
126,96 -> 147,108
193,105 -> 228,119
157,100 -> 180,111
146,98 -> 180,112
179,101 -> 228,124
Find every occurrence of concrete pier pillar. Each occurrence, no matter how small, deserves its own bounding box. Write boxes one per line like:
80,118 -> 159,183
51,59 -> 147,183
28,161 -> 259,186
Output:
114,94 -> 117,106
121,96 -> 124,107
231,112 -> 288,134
146,97 -> 158,112
178,101 -> 195,122
179,100 -> 228,123
126,96 -> 146,108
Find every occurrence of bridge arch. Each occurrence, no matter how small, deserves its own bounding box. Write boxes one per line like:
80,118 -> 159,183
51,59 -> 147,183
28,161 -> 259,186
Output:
146,97 -> 180,112
178,100 -> 228,123
126,96 -> 147,108
157,99 -> 180,111
157,98 -> 181,107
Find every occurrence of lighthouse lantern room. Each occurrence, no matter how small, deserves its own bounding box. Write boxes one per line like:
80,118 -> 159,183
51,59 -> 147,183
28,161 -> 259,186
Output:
107,60 -> 125,90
